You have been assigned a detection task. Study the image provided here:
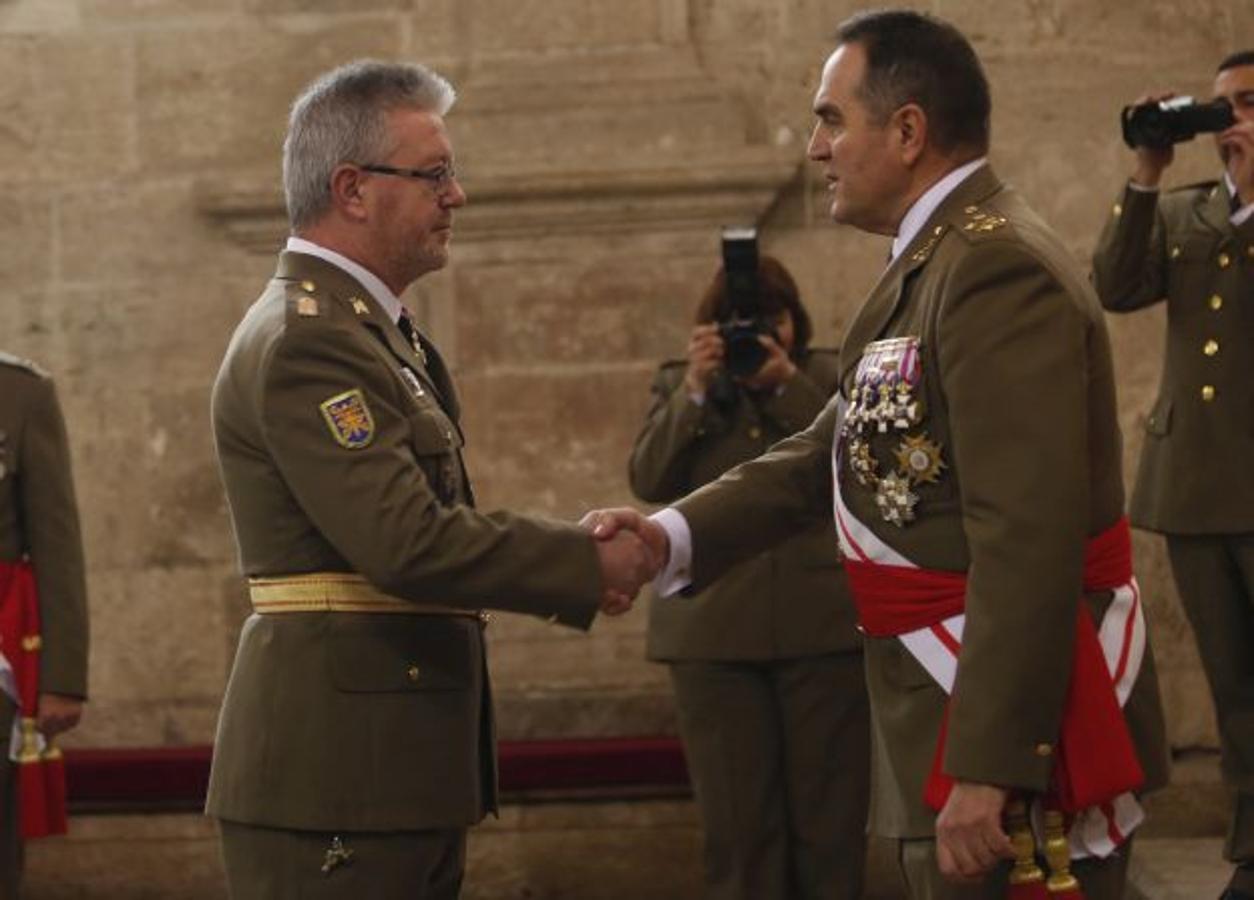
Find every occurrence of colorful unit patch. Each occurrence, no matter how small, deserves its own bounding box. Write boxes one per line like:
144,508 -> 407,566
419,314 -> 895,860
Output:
320,389 -> 375,449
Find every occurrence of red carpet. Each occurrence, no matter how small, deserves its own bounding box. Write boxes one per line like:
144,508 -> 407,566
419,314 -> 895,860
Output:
63,737 -> 689,810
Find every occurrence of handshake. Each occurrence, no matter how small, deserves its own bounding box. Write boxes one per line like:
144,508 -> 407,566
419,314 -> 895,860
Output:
580,508 -> 672,616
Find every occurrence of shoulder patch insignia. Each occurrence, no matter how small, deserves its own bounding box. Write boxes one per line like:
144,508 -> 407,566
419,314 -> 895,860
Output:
320,389 -> 375,449
296,296 -> 320,317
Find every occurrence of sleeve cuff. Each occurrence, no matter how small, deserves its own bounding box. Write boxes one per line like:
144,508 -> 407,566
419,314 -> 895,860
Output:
650,507 -> 693,596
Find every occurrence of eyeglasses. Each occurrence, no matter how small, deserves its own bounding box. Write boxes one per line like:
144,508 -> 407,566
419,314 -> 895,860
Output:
359,162 -> 458,194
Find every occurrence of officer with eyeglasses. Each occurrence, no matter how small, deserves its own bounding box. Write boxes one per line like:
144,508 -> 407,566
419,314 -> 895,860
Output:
206,60 -> 654,898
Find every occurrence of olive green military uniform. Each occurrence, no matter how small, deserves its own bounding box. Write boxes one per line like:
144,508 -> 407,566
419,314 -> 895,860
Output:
208,252 -> 604,899
668,167 -> 1170,900
1093,178 -> 1254,862
0,355 -> 89,898
629,352 -> 869,900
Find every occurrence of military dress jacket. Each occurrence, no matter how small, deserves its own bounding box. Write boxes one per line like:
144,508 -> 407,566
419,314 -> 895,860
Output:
207,251 -> 603,832
1092,179 -> 1254,534
629,351 -> 860,661
0,355 -> 89,700
672,166 -> 1168,837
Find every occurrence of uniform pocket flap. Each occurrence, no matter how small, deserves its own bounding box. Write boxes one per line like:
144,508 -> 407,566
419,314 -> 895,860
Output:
329,617 -> 473,692
408,408 -> 464,454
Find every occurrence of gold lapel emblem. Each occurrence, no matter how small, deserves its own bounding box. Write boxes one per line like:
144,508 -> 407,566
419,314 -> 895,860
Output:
320,836 -> 355,875
962,206 -> 1007,233
296,296 -> 320,317
350,297 -> 370,316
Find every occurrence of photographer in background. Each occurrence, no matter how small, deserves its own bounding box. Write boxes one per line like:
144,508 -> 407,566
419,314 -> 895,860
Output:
628,253 -> 868,900
1092,50 -> 1254,900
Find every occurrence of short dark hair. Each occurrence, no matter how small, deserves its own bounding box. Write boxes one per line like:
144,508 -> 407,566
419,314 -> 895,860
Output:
835,9 -> 991,155
695,255 -> 813,358
1218,50 -> 1254,73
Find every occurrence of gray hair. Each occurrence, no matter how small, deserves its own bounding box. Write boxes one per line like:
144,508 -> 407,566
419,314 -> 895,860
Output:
283,60 -> 456,231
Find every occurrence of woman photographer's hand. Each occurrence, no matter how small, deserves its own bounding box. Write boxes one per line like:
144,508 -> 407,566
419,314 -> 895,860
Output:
684,324 -> 725,398
737,334 -> 797,391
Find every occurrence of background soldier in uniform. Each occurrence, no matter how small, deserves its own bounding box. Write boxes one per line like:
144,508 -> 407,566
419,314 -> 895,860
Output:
208,61 -> 652,898
629,258 -> 869,899
0,354 -> 89,898
1092,49 -> 1254,900
590,10 -> 1169,898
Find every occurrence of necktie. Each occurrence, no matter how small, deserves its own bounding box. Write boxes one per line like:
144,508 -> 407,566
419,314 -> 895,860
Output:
397,308 -> 427,365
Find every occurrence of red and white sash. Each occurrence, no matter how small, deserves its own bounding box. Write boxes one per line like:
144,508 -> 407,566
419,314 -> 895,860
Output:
831,432 -> 1146,858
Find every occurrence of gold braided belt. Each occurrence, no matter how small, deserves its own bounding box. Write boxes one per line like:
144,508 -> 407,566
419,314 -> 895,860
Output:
248,572 -> 484,620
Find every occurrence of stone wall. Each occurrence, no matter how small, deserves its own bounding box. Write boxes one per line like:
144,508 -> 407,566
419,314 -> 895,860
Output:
1,0 -> 1250,754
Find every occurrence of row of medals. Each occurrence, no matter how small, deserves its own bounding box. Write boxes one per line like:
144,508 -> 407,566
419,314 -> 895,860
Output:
842,338 -> 946,527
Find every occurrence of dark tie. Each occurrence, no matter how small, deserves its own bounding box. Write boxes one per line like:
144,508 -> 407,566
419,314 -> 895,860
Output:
397,308 -> 426,363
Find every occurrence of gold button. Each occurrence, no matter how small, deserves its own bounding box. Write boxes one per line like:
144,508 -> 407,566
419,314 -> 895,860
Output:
1112,202 -> 1122,216
406,665 -> 421,683
1210,294 -> 1224,311
933,225 -> 944,236
1204,339 -> 1219,357
1219,252 -> 1231,268
1035,743 -> 1053,758
478,610 -> 493,626
1202,385 -> 1216,401
301,280 -> 316,292
748,426 -> 763,440
1170,245 -> 1181,259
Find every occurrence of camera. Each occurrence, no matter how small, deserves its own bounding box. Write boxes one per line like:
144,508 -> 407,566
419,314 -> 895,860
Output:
717,226 -> 775,378
1121,96 -> 1235,149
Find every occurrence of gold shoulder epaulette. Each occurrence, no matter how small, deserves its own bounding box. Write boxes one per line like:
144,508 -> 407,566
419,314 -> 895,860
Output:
284,278 -> 322,318
959,204 -> 1008,235
0,351 -> 48,378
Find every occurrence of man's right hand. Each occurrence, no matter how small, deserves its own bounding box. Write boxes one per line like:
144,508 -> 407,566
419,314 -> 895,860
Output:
684,324 -> 725,398
580,508 -> 670,614
1130,92 -> 1177,187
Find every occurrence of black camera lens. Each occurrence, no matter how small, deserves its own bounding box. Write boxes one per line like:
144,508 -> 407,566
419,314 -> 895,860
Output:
1121,96 -> 1235,149
722,323 -> 769,377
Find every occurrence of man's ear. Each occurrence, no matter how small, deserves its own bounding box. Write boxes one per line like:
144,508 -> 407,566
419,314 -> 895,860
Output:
328,163 -> 370,222
893,103 -> 928,167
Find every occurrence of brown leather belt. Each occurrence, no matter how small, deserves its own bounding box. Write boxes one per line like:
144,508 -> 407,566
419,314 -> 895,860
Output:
248,572 -> 486,621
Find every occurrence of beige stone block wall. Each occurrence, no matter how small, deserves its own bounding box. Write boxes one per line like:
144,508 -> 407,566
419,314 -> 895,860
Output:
0,0 -> 1248,757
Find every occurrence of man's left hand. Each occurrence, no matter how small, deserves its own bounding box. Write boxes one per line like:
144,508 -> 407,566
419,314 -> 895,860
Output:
935,781 -> 1013,881
736,334 -> 797,391
37,692 -> 84,739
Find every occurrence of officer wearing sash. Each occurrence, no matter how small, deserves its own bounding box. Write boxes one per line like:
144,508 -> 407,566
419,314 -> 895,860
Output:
208,61 -> 653,897
588,10 -> 1170,898
0,354 -> 89,897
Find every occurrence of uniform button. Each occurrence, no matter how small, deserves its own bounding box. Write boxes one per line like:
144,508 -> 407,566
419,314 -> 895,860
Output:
1035,742 -> 1053,758
1170,245 -> 1182,260
748,426 -> 763,440
1202,385 -> 1216,402
1210,294 -> 1224,311
478,610 -> 492,626
1218,252 -> 1231,268
1112,202 -> 1123,216
301,280 -> 316,292
1204,339 -> 1220,357
406,665 -> 421,683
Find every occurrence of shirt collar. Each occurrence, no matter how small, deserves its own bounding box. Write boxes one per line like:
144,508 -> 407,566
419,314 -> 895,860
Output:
890,157 -> 989,263
285,236 -> 404,324
1224,172 -> 1254,225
